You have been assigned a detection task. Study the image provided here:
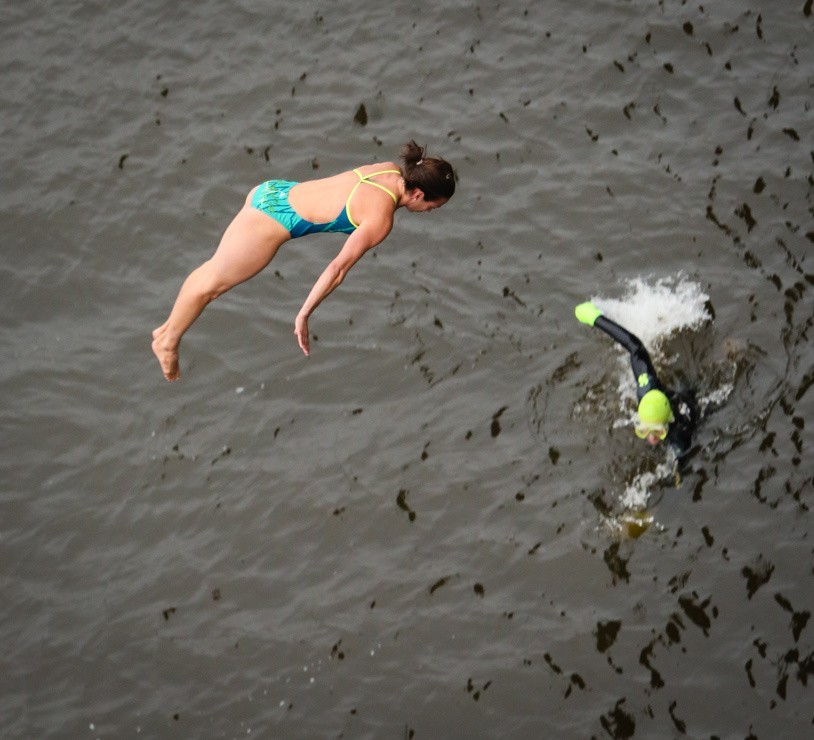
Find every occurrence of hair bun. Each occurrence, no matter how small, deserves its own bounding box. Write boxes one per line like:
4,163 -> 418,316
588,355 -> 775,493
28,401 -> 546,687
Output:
399,139 -> 456,202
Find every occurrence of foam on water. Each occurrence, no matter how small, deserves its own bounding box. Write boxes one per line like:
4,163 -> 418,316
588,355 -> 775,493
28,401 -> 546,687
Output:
697,382 -> 735,413
591,273 -> 711,352
593,274 -> 712,414
619,456 -> 678,511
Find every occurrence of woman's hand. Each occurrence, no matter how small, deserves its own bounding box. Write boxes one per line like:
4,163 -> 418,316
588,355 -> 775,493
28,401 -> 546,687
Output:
294,313 -> 310,356
292,225 -> 390,359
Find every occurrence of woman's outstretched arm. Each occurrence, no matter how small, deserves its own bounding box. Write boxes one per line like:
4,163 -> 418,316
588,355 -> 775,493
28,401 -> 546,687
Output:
294,219 -> 392,356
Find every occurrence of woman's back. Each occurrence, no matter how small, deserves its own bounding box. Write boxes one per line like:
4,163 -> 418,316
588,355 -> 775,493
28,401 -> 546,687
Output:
288,163 -> 402,227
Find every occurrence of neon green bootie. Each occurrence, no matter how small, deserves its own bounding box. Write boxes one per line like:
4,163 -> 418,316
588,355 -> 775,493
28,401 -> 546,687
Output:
575,302 -> 602,326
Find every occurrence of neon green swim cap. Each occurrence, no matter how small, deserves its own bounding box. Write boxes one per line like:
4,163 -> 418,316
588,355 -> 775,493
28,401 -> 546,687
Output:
637,390 -> 673,425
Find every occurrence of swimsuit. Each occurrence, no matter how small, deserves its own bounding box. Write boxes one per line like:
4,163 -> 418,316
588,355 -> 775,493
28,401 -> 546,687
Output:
250,169 -> 400,238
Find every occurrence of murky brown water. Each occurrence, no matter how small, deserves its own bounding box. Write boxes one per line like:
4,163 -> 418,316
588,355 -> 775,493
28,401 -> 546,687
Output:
2,0 -> 812,737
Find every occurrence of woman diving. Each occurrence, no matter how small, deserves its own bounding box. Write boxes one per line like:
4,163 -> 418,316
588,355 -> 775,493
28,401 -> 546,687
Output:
152,140 -> 455,380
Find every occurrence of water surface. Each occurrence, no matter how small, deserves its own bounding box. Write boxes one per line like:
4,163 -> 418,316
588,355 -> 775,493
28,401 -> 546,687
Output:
2,0 -> 812,737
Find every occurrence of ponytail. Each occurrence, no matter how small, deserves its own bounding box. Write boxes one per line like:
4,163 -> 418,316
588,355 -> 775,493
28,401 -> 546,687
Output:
400,140 -> 455,202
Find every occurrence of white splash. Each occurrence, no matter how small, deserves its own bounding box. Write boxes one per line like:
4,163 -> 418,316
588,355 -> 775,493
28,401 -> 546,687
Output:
698,382 -> 734,412
591,274 -> 712,413
591,274 -> 711,350
620,457 -> 677,510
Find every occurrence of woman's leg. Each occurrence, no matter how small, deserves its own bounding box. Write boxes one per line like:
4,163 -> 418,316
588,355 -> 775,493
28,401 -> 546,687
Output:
152,203 -> 290,380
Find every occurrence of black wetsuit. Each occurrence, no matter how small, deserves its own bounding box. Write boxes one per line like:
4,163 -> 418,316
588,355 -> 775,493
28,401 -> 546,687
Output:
594,315 -> 697,456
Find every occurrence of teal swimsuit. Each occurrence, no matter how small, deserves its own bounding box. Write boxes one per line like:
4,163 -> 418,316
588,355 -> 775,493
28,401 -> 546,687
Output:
251,169 -> 400,238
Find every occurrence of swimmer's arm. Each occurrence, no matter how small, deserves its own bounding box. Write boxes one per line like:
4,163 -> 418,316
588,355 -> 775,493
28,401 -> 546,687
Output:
593,316 -> 641,355
294,219 -> 392,356
575,303 -> 659,386
595,316 -> 661,386
575,302 -> 645,353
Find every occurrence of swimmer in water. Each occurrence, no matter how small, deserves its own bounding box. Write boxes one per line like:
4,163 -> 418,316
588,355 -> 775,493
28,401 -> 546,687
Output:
152,140 -> 455,380
575,301 -> 697,456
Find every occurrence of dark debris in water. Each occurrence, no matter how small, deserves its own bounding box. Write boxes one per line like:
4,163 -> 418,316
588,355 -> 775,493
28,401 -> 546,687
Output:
502,286 -> 526,307
564,672 -> 586,698
588,489 -> 612,519
595,620 -> 621,653
544,652 -> 562,675
668,570 -> 690,595
465,677 -> 492,702
668,701 -> 687,735
692,469 -> 710,502
796,369 -> 814,401
677,592 -> 716,636
353,103 -> 367,126
600,698 -> 636,739
741,555 -> 775,599
751,465 -> 778,507
633,587 -> 721,693
490,406 -> 507,438
396,489 -> 416,522
734,202 -> 757,232
429,576 -> 449,595
603,542 -> 631,583
664,614 -> 683,645
639,640 -> 664,689
549,352 -> 581,385
775,648 -> 814,700
775,593 -> 811,642
330,639 -> 345,661
745,657 -> 756,687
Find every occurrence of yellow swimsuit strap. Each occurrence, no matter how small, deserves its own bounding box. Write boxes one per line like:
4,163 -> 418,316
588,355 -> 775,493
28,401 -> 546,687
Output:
345,168 -> 402,228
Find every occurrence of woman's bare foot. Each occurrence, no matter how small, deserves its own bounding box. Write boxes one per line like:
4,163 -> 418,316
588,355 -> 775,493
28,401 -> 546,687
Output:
152,324 -> 180,381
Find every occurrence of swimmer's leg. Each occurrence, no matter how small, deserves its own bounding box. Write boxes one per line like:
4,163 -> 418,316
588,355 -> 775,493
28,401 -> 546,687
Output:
152,203 -> 290,381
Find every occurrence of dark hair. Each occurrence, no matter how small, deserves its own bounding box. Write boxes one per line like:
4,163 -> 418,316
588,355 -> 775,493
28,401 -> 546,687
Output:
400,140 -> 455,202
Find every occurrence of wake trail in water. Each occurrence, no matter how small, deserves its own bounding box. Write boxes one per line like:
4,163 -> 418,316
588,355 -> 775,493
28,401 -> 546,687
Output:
589,274 -> 718,525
